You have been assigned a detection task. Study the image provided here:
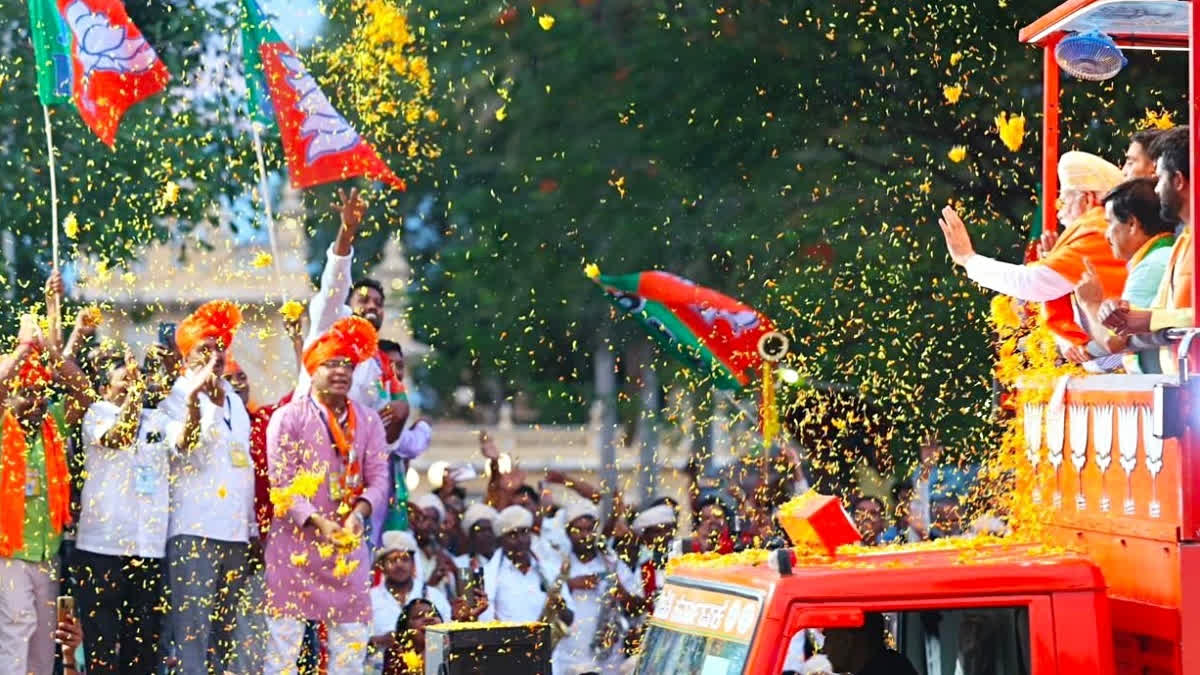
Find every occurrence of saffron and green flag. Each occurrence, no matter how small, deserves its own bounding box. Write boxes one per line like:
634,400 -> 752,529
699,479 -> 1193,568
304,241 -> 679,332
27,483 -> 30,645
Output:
240,0 -> 405,190
588,268 -> 782,391
26,0 -> 73,106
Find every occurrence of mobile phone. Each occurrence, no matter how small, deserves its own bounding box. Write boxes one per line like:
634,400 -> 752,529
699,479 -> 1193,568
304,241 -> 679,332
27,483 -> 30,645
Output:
56,595 -> 74,623
471,566 -> 485,588
157,322 -> 177,349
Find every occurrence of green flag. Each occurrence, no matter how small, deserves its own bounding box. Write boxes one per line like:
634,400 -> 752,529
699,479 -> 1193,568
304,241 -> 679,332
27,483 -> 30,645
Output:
26,0 -> 72,107
240,0 -> 282,126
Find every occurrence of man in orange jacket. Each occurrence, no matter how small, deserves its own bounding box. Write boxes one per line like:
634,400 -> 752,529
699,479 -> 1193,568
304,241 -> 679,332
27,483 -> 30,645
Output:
937,151 -> 1127,360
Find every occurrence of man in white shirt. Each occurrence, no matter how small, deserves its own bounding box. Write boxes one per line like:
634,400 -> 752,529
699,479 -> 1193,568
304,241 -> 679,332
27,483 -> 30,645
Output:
480,505 -> 575,627
159,301 -> 257,675
369,530 -> 452,672
936,151 -> 1128,359
554,500 -> 629,675
453,502 -> 499,572
74,346 -> 171,674
296,189 -> 432,542
410,493 -> 458,598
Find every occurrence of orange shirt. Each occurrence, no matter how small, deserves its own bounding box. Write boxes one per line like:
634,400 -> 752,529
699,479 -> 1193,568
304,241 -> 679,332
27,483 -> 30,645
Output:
1033,206 -> 1128,346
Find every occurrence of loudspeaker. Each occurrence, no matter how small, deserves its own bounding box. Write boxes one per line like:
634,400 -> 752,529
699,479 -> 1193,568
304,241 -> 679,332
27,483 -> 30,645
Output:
425,622 -> 552,674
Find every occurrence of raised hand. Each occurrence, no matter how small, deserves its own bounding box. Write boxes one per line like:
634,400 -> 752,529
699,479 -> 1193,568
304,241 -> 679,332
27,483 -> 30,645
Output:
937,206 -> 977,267
1074,258 -> 1105,307
332,187 -> 367,255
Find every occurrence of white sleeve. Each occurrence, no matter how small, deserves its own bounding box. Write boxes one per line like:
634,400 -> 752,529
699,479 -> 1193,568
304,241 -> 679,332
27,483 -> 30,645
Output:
963,255 -> 1075,302
82,402 -> 119,448
305,243 -> 355,348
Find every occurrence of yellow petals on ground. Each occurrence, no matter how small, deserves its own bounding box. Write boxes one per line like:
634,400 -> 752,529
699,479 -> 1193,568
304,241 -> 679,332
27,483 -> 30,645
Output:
947,145 -> 967,163
63,213 -> 78,240
994,112 -> 1025,152
538,14 -> 556,30
252,252 -> 274,269
280,300 -> 305,322
942,84 -> 962,104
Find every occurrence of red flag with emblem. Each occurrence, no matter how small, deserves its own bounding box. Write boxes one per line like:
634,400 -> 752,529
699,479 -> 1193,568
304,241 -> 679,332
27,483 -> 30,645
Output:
246,7 -> 405,192
56,0 -> 169,147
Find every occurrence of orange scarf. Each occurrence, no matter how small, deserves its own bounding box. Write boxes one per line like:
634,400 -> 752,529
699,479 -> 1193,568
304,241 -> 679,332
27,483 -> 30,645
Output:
319,401 -> 363,507
0,409 -> 69,556
1036,206 -> 1128,346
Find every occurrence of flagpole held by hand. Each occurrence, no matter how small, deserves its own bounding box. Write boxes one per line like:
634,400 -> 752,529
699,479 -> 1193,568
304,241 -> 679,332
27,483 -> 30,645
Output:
251,122 -> 285,299
42,104 -> 62,345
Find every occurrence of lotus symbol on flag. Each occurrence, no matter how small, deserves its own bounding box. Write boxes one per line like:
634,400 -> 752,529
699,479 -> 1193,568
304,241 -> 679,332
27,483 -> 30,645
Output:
65,1 -> 159,80
279,53 -> 362,164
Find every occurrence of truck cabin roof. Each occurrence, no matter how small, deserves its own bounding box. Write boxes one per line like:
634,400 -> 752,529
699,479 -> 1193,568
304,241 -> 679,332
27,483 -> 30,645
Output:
669,543 -> 1105,603
1020,0 -> 1190,50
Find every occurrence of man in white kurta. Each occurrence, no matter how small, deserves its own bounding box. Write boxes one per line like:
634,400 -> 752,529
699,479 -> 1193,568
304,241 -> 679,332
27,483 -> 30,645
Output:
479,506 -> 576,626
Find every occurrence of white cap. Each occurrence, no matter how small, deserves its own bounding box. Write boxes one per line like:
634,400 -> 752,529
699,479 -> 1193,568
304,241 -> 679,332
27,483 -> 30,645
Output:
1058,151 -> 1124,193
631,504 -> 676,534
493,504 -> 534,536
461,502 -> 499,535
563,498 -> 600,526
376,530 -> 418,564
412,494 -> 446,523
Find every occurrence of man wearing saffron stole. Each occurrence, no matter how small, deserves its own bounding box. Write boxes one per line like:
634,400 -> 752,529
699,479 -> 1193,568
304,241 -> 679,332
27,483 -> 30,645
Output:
295,188 -> 431,542
0,272 -> 93,675
937,151 -> 1128,362
265,317 -> 390,674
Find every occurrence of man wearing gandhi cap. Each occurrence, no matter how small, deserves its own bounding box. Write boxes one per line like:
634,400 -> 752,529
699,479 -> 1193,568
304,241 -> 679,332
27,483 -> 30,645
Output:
937,151 -> 1128,360
554,499 -> 633,675
453,502 -> 500,572
368,530 -> 452,671
479,505 -> 576,627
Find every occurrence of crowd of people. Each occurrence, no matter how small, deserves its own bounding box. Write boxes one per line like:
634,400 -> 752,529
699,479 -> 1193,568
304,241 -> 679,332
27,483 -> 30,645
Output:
937,126 -> 1193,373
0,176 -> 989,675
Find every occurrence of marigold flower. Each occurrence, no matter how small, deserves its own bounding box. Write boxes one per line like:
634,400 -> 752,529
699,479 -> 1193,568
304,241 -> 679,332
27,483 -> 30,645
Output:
942,84 -> 962,104
947,145 -> 967,163
63,213 -> 79,240
538,14 -> 556,30
280,300 -> 305,322
252,252 -> 274,269
994,112 -> 1025,152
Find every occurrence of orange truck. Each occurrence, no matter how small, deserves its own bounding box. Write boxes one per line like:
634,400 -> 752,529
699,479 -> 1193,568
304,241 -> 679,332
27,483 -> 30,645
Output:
635,2 -> 1200,673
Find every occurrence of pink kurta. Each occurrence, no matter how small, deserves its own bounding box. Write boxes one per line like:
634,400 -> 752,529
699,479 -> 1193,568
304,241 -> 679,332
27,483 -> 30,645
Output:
265,397 -> 389,624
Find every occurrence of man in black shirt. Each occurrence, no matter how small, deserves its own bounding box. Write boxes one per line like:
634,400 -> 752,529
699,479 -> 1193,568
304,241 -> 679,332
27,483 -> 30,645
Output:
823,612 -> 919,675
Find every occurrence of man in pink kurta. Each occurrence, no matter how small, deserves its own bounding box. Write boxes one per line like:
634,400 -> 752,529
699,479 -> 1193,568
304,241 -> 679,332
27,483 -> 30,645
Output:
264,317 -> 390,675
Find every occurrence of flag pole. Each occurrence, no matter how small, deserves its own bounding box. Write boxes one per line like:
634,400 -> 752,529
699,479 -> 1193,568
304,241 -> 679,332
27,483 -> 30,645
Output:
42,104 -> 62,347
251,122 -> 285,300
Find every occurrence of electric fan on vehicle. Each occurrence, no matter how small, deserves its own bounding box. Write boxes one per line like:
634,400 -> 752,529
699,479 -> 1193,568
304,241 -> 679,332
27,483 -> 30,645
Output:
1055,30 -> 1127,81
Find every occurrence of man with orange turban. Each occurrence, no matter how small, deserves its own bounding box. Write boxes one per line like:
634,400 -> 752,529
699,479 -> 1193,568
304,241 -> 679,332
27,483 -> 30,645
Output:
0,272 -> 94,675
264,317 -> 391,674
295,188 -> 432,543
937,151 -> 1128,360
158,300 -> 259,675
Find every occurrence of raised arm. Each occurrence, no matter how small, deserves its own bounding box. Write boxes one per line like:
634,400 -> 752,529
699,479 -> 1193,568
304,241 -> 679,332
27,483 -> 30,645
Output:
176,355 -> 217,453
64,307 -> 99,362
99,356 -> 144,449
305,188 -> 367,346
544,470 -> 603,503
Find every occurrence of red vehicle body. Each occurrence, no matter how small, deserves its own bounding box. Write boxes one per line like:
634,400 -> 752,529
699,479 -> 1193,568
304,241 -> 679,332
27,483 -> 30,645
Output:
637,2 -> 1200,673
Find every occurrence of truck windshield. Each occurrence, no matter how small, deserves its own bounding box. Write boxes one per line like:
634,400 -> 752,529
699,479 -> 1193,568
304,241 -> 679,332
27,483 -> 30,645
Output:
634,581 -> 762,675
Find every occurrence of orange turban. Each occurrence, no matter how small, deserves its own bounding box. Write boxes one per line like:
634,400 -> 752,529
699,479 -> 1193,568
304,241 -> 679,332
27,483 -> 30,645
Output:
302,317 -> 378,375
176,301 -> 243,357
